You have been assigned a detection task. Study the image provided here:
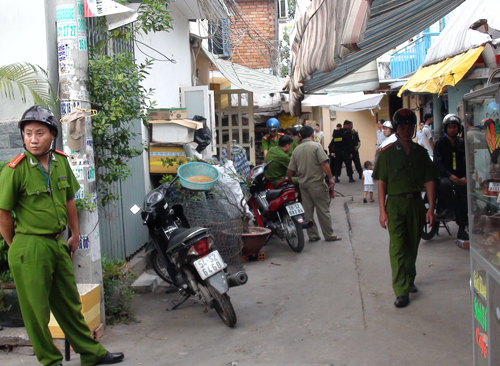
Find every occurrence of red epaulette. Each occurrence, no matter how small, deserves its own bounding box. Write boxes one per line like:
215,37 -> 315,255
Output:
263,135 -> 269,140
381,143 -> 395,151
7,154 -> 26,168
54,149 -> 68,157
278,132 -> 284,136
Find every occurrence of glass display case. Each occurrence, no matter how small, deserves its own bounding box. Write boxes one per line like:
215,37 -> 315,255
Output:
463,82 -> 500,365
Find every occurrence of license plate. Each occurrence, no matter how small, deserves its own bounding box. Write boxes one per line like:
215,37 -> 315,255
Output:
286,202 -> 305,216
193,250 -> 227,280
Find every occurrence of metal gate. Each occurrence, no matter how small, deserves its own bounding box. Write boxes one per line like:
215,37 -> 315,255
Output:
87,19 -> 148,260
214,89 -> 255,163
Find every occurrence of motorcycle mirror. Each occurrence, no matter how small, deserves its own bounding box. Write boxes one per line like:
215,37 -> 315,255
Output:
130,204 -> 141,215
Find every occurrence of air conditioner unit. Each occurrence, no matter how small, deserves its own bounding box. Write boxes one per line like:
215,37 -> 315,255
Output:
208,19 -> 230,58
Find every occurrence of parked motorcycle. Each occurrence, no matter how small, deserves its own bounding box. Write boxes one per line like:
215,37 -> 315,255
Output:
130,177 -> 247,327
246,160 -> 311,253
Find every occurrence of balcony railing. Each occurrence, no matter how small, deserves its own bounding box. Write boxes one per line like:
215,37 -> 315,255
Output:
390,32 -> 440,79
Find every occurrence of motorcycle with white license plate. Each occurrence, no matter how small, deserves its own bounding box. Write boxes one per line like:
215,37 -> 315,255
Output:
130,177 -> 247,327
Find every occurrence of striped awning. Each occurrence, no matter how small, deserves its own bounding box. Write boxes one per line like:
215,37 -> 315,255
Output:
288,0 -> 465,116
202,47 -> 285,94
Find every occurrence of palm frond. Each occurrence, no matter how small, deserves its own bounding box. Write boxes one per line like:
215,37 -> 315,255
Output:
0,62 -> 56,108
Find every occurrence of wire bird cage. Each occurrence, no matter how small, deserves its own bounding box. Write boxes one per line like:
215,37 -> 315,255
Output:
168,181 -> 245,273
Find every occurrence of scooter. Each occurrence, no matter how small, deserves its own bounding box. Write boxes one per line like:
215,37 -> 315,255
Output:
130,177 -> 247,327
246,160 -> 311,253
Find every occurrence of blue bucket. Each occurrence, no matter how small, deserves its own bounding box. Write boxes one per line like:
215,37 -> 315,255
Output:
177,162 -> 220,191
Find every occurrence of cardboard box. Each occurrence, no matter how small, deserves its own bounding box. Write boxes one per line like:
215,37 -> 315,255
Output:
149,108 -> 187,120
150,119 -> 202,144
149,145 -> 187,174
49,284 -> 100,339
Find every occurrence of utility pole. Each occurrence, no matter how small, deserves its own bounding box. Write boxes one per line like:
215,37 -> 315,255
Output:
56,0 -> 104,321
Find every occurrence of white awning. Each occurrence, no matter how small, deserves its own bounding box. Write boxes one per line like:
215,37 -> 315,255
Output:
302,92 -> 385,112
202,47 -> 285,94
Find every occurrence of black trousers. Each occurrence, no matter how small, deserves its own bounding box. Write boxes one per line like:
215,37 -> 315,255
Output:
437,177 -> 468,227
334,150 -> 353,178
352,151 -> 363,177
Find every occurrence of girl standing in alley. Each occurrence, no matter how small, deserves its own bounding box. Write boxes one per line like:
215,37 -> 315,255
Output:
362,161 -> 374,203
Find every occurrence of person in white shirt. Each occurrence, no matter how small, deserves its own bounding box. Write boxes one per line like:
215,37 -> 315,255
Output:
376,119 -> 386,149
362,161 -> 374,203
416,121 -> 425,145
421,113 -> 434,157
314,124 -> 324,145
377,121 -> 397,152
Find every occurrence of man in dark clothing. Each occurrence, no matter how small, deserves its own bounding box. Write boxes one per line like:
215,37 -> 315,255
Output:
346,121 -> 363,179
331,120 -> 355,183
433,114 -> 469,240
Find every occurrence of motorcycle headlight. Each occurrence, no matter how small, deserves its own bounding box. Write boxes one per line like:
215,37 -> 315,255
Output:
145,190 -> 164,205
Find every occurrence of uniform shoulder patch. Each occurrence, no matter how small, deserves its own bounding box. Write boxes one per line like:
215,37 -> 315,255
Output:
278,132 -> 284,136
7,154 -> 26,168
263,135 -> 269,140
381,143 -> 395,151
54,149 -> 68,157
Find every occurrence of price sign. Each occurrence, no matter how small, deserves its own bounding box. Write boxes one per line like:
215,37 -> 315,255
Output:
488,182 -> 500,192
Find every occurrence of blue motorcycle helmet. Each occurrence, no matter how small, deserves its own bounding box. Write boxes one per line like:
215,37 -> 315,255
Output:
267,118 -> 280,131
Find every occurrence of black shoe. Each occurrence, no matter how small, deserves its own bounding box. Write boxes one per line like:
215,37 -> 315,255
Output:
94,352 -> 124,365
349,178 -> 356,183
394,296 -> 409,308
363,198 -> 367,203
409,283 -> 418,293
334,177 -> 340,183
309,237 -> 321,242
457,227 -> 469,241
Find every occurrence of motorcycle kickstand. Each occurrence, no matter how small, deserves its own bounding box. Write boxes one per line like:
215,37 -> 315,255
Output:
443,221 -> 452,236
167,292 -> 190,311
264,231 -> 274,245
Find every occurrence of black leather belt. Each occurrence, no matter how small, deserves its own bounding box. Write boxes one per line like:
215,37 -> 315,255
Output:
391,192 -> 421,198
40,232 -> 64,239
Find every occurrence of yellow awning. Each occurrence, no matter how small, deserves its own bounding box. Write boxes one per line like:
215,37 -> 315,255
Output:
397,46 -> 485,97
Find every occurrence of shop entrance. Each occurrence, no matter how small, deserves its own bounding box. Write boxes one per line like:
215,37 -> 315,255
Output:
214,89 -> 255,164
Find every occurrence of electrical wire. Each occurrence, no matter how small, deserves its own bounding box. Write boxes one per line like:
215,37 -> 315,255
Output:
134,39 -> 177,63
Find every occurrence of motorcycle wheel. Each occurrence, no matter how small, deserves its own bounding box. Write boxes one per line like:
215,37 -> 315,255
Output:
422,221 -> 439,241
283,212 -> 304,253
150,249 -> 174,285
207,285 -> 237,328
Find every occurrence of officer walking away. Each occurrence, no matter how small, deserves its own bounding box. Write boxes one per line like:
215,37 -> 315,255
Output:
331,120 -> 355,183
433,114 -> 469,240
347,121 -> 363,179
261,117 -> 284,158
0,106 -> 124,366
373,108 -> 439,308
287,125 -> 341,242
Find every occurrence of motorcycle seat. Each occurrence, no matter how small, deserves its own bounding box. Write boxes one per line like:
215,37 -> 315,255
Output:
167,227 -> 209,252
266,187 -> 294,202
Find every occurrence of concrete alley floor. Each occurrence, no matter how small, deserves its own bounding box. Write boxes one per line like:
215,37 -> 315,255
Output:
2,173 -> 473,365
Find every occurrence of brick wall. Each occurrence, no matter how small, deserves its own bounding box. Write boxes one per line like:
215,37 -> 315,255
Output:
232,0 -> 276,70
0,122 -> 24,162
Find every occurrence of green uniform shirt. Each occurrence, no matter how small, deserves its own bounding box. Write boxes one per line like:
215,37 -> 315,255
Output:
288,139 -> 329,188
373,140 -> 439,195
264,146 -> 290,183
261,133 -> 284,152
289,139 -> 300,155
0,151 -> 80,235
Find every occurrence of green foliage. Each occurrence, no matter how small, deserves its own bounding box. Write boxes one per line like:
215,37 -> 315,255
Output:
0,62 -> 56,108
101,257 -> 137,325
75,193 -> 97,213
279,31 -> 291,78
88,0 -> 173,207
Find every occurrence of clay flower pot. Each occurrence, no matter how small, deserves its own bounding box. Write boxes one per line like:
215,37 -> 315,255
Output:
241,227 -> 271,256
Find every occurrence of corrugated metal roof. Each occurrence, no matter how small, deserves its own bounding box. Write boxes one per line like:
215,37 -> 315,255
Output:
288,0 -> 465,115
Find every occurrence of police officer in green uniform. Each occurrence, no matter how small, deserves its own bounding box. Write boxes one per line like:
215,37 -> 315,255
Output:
373,108 -> 439,308
264,135 -> 294,186
0,106 -> 124,366
262,118 -> 284,158
288,125 -> 302,155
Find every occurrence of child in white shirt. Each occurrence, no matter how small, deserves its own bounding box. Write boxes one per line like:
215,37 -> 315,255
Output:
362,161 -> 374,203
